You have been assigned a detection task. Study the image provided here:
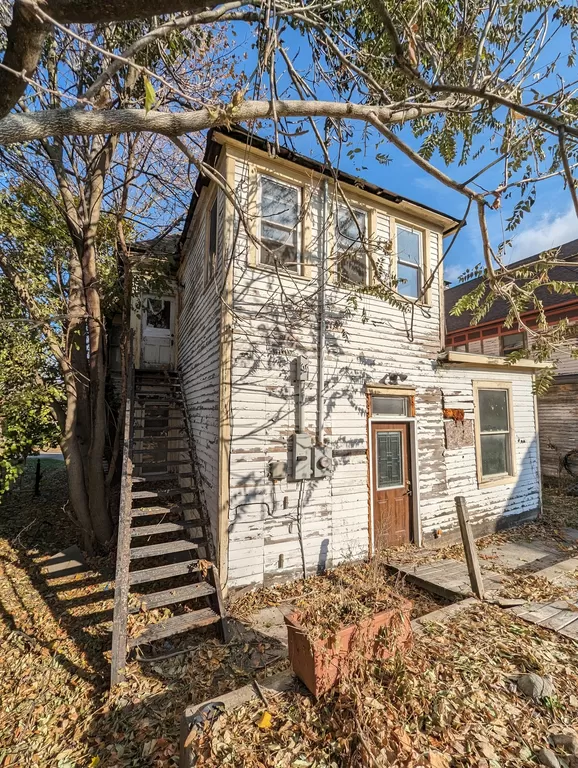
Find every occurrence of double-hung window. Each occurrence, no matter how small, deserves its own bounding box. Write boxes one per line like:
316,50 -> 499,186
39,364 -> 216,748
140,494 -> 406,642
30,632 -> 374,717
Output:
259,175 -> 300,271
335,204 -> 368,286
475,384 -> 515,482
396,224 -> 423,299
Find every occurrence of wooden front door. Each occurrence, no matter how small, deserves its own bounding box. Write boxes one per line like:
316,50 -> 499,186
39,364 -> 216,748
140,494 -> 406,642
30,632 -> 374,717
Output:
371,422 -> 412,548
141,295 -> 176,369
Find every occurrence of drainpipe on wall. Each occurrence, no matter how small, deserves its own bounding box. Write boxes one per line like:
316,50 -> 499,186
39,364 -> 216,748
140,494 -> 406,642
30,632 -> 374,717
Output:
316,179 -> 329,446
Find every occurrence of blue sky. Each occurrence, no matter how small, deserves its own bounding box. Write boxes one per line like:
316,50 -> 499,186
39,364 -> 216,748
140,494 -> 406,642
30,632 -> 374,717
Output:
231,15 -> 578,286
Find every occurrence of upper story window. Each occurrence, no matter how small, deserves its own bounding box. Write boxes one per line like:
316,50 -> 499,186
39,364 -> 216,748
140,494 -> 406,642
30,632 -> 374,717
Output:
205,197 -> 218,286
335,204 -> 368,286
475,384 -> 515,482
259,175 -> 300,272
501,331 -> 525,354
396,224 -> 423,299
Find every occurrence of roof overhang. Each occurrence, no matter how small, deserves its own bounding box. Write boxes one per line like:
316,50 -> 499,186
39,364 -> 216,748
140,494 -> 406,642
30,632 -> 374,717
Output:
212,129 -> 462,236
438,350 -> 552,371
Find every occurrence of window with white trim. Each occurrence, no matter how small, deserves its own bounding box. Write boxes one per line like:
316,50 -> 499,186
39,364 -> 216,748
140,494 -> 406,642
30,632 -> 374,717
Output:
396,224 -> 423,298
476,385 -> 514,480
259,175 -> 300,271
335,204 -> 368,286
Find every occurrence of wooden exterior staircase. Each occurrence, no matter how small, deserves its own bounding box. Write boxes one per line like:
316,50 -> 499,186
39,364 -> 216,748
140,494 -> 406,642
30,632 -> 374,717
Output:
111,367 -> 228,685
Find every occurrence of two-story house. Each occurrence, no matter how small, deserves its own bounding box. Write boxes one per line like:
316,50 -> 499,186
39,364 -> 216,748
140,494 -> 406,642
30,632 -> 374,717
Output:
445,242 -> 578,479
130,127 -> 548,591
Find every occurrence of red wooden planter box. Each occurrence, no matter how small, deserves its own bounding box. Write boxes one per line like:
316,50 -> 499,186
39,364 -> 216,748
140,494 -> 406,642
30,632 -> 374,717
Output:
284,600 -> 413,697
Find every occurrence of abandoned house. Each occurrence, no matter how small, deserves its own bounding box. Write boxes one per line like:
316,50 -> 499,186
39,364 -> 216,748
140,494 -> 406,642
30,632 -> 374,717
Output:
445,239 -> 578,479
121,126 -> 551,597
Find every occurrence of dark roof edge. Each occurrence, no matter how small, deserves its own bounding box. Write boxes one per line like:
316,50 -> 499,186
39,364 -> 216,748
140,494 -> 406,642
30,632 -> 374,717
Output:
179,125 -> 462,250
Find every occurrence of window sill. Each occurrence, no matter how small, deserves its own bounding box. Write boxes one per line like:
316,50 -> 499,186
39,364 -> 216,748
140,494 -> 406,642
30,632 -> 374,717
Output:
477,473 -> 517,489
250,261 -> 312,282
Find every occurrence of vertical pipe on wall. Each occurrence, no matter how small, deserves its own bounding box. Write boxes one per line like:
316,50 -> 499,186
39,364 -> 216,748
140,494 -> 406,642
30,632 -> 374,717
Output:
316,178 -> 329,445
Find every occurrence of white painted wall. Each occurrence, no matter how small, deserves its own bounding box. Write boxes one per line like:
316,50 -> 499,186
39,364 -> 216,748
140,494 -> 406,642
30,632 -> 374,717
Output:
178,186 -> 226,542
223,156 -> 541,588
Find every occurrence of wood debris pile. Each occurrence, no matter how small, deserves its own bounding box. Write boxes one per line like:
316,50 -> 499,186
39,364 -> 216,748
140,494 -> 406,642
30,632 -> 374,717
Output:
192,604 -> 578,768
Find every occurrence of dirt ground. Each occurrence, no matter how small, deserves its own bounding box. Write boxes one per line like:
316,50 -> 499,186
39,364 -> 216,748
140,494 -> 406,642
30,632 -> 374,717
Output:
1,462 -> 578,767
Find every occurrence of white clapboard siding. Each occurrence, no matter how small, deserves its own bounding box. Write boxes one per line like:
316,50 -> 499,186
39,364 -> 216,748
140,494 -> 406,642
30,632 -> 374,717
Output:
177,151 -> 541,589
177,187 -> 225,542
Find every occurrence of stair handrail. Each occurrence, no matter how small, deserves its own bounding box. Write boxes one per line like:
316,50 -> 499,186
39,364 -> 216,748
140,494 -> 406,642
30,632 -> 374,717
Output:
110,330 -> 136,686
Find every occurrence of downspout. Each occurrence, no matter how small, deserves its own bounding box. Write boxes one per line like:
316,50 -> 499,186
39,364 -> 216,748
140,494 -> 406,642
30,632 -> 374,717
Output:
316,178 -> 329,445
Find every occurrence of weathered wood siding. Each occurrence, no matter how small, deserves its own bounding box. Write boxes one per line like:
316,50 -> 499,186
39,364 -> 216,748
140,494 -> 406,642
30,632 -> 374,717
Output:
538,381 -> 578,477
224,154 -> 541,588
177,186 -> 226,540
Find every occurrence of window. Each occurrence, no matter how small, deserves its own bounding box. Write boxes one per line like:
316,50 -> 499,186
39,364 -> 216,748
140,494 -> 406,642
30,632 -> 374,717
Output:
259,175 -> 300,271
475,384 -> 514,481
396,224 -> 422,299
501,332 -> 525,355
205,197 -> 218,285
376,431 -> 403,488
145,298 -> 171,329
372,395 -> 409,417
335,204 -> 368,286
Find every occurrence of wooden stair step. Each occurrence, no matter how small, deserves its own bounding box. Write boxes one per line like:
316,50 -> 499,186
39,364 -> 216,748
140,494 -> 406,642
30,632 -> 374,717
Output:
129,560 -> 200,585
133,435 -> 186,443
132,472 -> 194,482
133,426 -> 186,434
130,539 -> 199,559
131,505 -> 174,517
131,488 -> 184,501
128,608 -> 220,647
133,459 -> 192,467
131,581 -> 214,612
131,504 -> 199,516
130,521 -> 199,536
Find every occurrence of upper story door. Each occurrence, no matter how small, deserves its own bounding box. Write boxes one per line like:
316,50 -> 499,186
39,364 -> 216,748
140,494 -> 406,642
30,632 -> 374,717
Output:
141,295 -> 176,369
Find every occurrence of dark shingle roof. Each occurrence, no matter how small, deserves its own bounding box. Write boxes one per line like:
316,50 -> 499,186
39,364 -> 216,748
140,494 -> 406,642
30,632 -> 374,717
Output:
445,238 -> 578,334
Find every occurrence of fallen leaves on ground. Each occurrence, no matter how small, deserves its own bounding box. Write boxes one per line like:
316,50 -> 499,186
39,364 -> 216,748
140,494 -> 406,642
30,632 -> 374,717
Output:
192,604 -> 578,767
229,560 -> 447,626
0,462 -> 288,767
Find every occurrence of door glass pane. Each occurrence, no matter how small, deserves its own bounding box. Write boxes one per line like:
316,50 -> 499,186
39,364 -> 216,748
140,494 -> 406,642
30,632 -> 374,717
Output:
146,299 -> 171,329
480,433 -> 508,476
376,431 -> 403,488
397,263 -> 420,297
479,390 -> 508,432
372,396 -> 408,416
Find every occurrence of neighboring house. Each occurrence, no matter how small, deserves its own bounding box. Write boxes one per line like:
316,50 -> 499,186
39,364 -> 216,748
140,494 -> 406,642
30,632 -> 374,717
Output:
445,241 -> 578,479
129,127 -> 548,590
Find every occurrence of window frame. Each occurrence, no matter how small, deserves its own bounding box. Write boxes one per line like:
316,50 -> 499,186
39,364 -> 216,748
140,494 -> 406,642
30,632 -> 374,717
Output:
500,331 -> 526,355
257,173 -> 302,273
394,221 -> 424,300
473,381 -> 517,487
334,202 -> 370,287
204,193 -> 219,288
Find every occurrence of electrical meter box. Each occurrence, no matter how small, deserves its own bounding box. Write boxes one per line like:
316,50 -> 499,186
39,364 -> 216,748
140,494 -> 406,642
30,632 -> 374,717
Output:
313,446 -> 333,478
292,432 -> 312,480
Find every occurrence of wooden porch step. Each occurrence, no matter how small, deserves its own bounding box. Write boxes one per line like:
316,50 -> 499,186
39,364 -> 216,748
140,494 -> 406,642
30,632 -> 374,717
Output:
130,521 -> 198,536
132,582 -> 215,612
132,472 -> 194,482
133,435 -> 186,443
130,539 -> 199,559
128,608 -> 220,647
129,560 -> 200,585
